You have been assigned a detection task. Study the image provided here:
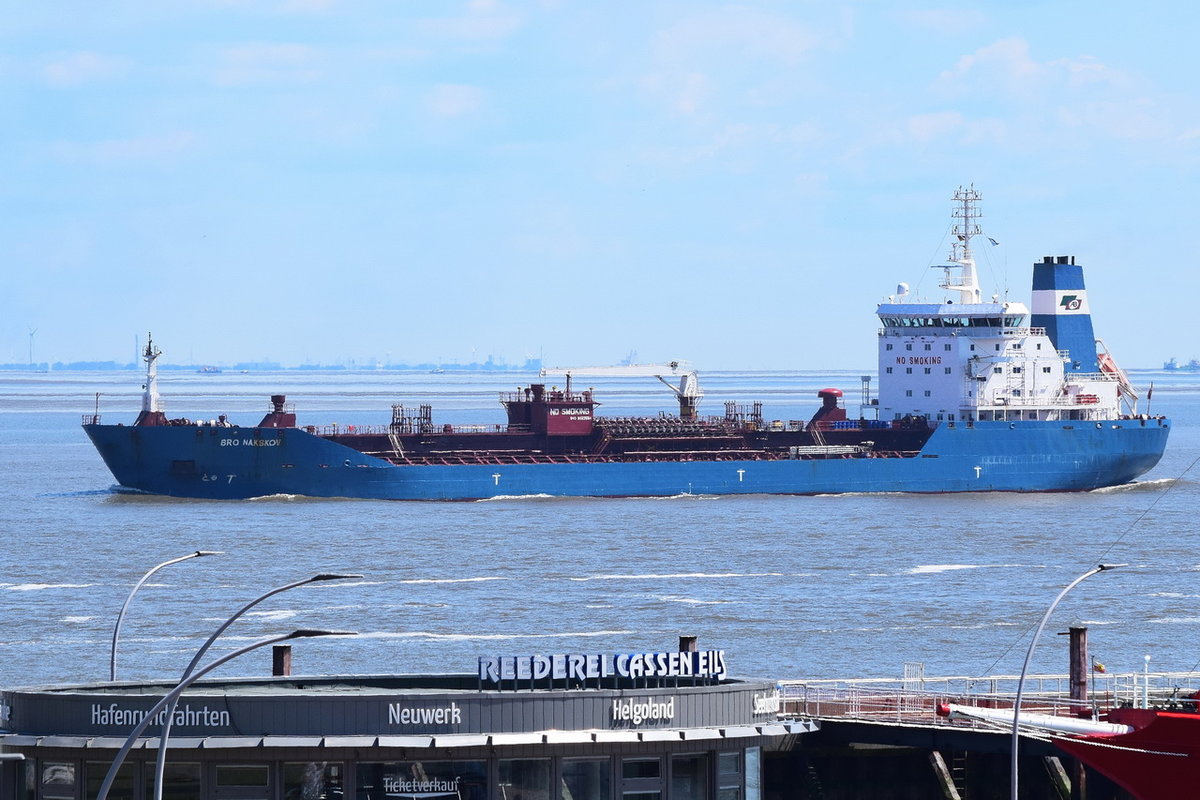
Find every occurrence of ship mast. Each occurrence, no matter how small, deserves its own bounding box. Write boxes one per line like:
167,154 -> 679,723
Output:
941,184 -> 984,304
141,333 -> 162,414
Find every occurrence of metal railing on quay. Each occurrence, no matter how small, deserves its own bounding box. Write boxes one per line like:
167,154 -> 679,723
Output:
778,671 -> 1200,727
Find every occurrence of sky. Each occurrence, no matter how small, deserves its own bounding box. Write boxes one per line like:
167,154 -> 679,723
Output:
3,0 -> 1197,370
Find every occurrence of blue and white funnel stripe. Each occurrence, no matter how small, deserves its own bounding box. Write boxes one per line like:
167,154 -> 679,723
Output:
1030,256 -> 1099,373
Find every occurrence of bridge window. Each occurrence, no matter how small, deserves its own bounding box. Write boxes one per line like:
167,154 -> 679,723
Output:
1042,367 -> 1051,374
993,367 -> 1002,374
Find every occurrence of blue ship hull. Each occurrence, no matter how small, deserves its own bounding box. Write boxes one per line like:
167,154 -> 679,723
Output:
83,418 -> 1170,500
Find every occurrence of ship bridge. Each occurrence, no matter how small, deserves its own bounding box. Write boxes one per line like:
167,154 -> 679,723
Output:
876,302 -> 1028,330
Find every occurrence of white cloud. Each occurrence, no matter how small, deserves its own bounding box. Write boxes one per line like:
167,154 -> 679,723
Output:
1051,55 -> 1130,90
632,122 -> 823,168
652,6 -> 821,66
278,0 -> 338,11
900,9 -> 988,36
1060,99 -> 1172,141
636,7 -> 825,117
49,132 -> 196,166
428,84 -> 485,117
42,52 -> 128,87
937,37 -> 1042,97
906,111 -> 964,143
638,71 -> 711,116
215,43 -> 320,86
419,1 -> 523,41
938,38 -> 1133,100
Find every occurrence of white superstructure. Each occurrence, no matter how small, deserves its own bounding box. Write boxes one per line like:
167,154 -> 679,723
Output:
874,187 -> 1127,423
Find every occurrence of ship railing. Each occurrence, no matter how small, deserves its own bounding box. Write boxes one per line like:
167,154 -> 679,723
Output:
778,671 -> 1200,727
82,414 -> 101,425
318,423 -> 530,436
877,325 -> 1049,336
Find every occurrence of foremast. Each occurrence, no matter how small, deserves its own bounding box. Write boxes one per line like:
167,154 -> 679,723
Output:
133,333 -> 168,427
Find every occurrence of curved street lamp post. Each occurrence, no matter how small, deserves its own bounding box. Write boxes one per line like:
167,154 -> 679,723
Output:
95,629 -> 355,800
1010,563 -> 1124,800
110,551 -> 223,681
151,573 -> 362,800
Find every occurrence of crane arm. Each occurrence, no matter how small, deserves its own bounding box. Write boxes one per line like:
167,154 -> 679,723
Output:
539,361 -> 701,400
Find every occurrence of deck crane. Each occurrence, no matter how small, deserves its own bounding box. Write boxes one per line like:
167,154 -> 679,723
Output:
539,360 -> 703,420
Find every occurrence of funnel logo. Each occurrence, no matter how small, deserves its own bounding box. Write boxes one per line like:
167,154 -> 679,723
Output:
1060,295 -> 1083,311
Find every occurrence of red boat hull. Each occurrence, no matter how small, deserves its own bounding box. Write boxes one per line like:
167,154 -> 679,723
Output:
1054,708 -> 1200,800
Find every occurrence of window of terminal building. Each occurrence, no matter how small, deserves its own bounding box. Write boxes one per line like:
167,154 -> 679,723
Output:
561,758 -> 610,800
744,748 -> 760,800
716,752 -> 740,800
669,755 -> 707,800
357,761 -> 486,800
19,759 -> 37,800
214,766 -> 269,800
620,757 -> 661,800
146,764 -> 200,800
283,763 -> 342,800
498,759 -> 550,800
43,762 -> 78,800
87,761 -> 131,800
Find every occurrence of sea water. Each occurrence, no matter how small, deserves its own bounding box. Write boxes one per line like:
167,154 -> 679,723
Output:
1,369 -> 1198,689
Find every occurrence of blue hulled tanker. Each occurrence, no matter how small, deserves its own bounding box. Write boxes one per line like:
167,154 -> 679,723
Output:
84,188 -> 1169,500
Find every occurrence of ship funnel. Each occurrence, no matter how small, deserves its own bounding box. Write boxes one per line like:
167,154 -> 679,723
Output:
1030,255 -> 1099,373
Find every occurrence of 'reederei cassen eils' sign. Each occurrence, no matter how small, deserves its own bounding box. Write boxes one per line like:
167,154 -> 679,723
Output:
478,649 -> 726,685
